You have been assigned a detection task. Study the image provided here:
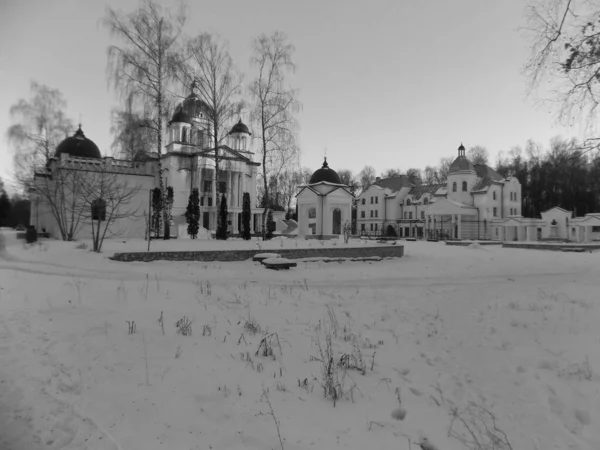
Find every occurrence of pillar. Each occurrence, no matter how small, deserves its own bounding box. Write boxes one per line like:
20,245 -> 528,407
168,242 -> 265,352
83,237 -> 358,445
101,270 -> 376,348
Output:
457,215 -> 462,239
498,226 -> 505,241
585,225 -> 593,243
526,226 -> 534,241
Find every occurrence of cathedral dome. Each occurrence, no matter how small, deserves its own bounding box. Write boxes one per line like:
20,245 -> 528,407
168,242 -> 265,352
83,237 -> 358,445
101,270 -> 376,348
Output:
229,119 -> 251,135
309,158 -> 342,184
170,82 -> 209,124
55,125 -> 102,159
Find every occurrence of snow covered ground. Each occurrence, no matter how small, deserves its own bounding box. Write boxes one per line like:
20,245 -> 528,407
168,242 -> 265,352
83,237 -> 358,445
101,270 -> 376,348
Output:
1,230 -> 599,450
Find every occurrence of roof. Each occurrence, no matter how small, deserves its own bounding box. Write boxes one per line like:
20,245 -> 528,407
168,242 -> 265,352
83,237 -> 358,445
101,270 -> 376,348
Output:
170,84 -> 209,124
309,158 -> 342,184
471,164 -> 504,191
373,175 -> 412,194
448,155 -> 475,174
55,126 -> 102,159
408,183 -> 445,199
229,119 -> 251,135
39,156 -> 154,177
540,206 -> 572,214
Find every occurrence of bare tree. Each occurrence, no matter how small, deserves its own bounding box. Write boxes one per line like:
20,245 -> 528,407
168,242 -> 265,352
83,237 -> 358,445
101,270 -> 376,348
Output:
467,145 -> 489,165
31,163 -> 89,241
381,168 -> 403,178
423,165 -> 439,184
179,32 -> 243,209
406,168 -> 422,185
80,168 -> 142,252
110,93 -> 154,161
104,0 -> 186,238
7,81 -> 73,192
523,0 -> 600,153
337,169 -> 359,196
278,169 -> 303,215
249,31 -> 301,239
437,156 -> 453,183
358,165 -> 376,193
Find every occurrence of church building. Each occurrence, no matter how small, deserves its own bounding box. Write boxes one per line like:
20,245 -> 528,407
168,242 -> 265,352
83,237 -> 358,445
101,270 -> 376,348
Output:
30,83 -> 264,240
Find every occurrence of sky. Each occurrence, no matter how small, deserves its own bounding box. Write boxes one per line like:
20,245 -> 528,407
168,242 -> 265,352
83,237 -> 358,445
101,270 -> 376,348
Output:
0,0 -> 587,194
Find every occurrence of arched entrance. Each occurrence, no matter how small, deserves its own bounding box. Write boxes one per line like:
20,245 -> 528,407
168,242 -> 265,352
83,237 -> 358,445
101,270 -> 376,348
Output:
332,208 -> 341,234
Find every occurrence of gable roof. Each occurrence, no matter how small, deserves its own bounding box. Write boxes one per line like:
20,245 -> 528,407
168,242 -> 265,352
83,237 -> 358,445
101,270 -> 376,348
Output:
540,206 -> 572,215
407,183 -> 445,200
471,164 -> 505,192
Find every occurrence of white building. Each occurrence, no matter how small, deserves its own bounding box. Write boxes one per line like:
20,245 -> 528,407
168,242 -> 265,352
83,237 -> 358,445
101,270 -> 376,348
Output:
31,83 -> 264,240
357,144 -> 521,240
296,158 -> 353,237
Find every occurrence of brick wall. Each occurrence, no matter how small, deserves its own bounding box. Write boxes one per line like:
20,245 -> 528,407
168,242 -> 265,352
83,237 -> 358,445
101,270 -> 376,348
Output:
110,244 -> 404,262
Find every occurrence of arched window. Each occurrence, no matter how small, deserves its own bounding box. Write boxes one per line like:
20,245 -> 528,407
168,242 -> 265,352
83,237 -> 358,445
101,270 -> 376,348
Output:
462,181 -> 467,192
423,198 -> 429,205
308,207 -> 316,219
182,127 -> 187,143
406,198 -> 411,206
452,182 -> 457,192
493,191 -> 496,200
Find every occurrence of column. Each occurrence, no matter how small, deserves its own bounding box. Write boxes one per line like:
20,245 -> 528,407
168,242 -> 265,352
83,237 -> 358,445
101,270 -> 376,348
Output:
498,226 -> 505,241
526,226 -> 533,241
585,225 -> 593,243
457,215 -> 462,239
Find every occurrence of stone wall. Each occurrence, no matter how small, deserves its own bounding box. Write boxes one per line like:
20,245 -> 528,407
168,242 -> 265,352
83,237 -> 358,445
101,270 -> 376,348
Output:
110,244 -> 404,262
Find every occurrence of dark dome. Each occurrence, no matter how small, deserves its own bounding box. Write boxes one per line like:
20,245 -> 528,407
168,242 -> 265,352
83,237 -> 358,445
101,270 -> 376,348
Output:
449,155 -> 475,174
458,143 -> 465,151
170,83 -> 208,124
309,158 -> 342,184
55,126 -> 101,159
229,118 -> 251,135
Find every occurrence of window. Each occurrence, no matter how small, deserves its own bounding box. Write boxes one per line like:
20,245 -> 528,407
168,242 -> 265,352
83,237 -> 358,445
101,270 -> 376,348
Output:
452,182 -> 457,192
361,198 -> 366,205
404,212 -> 408,219
374,224 -> 378,231
218,181 -> 227,194
423,198 -> 429,205
208,197 -> 213,207
370,210 -> 373,217
203,181 -> 212,192
200,197 -> 204,207
493,207 -> 497,217
361,211 -> 365,218
361,224 -> 365,231
406,198 -> 411,206
375,196 -> 378,204
370,197 -> 373,204
493,191 -> 496,200
421,211 -> 425,219
182,127 -> 187,143
370,223 -> 373,231
462,181 -> 467,192
308,207 -> 316,218
375,210 -> 378,217
409,212 -> 413,220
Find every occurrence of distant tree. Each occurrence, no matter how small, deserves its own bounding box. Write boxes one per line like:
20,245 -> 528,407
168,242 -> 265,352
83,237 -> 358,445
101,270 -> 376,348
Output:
467,145 -> 489,165
249,31 -> 301,240
110,93 -> 154,160
278,169 -> 303,214
358,165 -> 376,193
406,168 -> 422,185
381,168 -> 403,178
241,192 -> 251,240
179,32 -> 243,211
7,81 -> 73,192
185,187 -> 200,238
104,0 -> 187,239
216,194 -> 228,240
337,169 -> 359,196
437,156 -> 453,183
0,188 -> 10,227
423,165 -> 439,184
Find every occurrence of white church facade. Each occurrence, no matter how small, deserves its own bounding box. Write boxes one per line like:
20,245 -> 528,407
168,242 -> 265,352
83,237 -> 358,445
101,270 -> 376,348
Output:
31,84 -> 265,241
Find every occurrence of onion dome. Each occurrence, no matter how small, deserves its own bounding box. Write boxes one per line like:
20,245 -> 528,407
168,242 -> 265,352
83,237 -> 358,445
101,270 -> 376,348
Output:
229,118 -> 251,135
169,81 -> 208,124
55,125 -> 102,159
309,157 -> 342,184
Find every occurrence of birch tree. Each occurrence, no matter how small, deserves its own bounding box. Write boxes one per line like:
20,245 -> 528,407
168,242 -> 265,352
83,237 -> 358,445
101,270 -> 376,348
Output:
7,81 -> 73,192
179,33 -> 243,209
103,0 -> 186,238
249,31 -> 301,239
